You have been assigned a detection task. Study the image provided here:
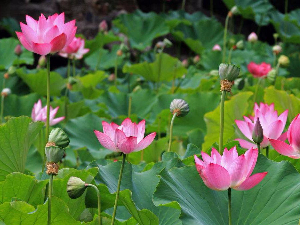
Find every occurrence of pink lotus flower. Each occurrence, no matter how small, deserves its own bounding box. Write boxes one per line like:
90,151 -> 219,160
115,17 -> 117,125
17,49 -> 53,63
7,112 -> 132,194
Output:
59,37 -> 89,59
94,118 -> 156,154
247,62 -> 272,78
248,32 -> 258,42
194,147 -> 267,191
31,99 -> 64,126
212,44 -> 221,51
236,103 -> 288,149
16,13 -> 77,56
270,114 -> 300,158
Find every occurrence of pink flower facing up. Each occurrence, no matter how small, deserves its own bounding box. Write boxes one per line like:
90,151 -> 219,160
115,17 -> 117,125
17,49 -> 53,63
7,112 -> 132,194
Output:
194,147 -> 267,191
247,62 -> 272,78
31,99 -> 64,126
212,44 -> 221,51
235,103 -> 288,149
94,118 -> 156,154
16,13 -> 77,56
270,114 -> 300,159
59,37 -> 89,59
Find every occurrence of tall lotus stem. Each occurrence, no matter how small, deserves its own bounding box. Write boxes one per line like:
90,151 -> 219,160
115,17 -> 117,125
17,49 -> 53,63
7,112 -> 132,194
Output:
48,174 -> 53,225
111,153 -> 126,225
72,59 -> 76,77
46,54 -> 51,141
181,0 -> 186,10
86,184 -> 102,225
167,112 -> 177,152
64,58 -> 71,122
222,14 -> 230,63
228,188 -> 232,225
219,91 -> 226,152
266,146 -> 269,158
128,96 -> 132,118
0,95 -> 4,123
156,48 -> 164,91
253,78 -> 262,104
257,143 -> 261,154
114,56 -> 118,86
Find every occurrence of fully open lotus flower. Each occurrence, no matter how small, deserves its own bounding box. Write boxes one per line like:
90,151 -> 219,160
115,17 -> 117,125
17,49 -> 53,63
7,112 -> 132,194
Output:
94,118 -> 156,154
212,44 -> 221,51
247,62 -> 272,78
59,37 -> 89,59
31,99 -> 64,126
194,147 -> 267,191
16,13 -> 77,56
235,103 -> 288,149
270,114 -> 300,158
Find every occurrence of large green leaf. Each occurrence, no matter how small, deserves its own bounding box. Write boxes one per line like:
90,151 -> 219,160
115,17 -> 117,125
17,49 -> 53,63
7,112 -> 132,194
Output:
0,117 -> 44,181
123,53 -> 186,82
203,92 -> 253,151
153,155 -> 300,224
113,10 -> 169,50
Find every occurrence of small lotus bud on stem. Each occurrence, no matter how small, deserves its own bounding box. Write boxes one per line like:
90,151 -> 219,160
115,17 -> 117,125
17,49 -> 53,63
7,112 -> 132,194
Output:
99,20 -> 108,32
182,59 -> 188,68
193,55 -> 200,64
108,73 -> 116,82
236,40 -> 244,50
67,177 -> 87,199
248,32 -> 258,43
3,73 -> 9,79
116,50 -> 123,56
1,88 -> 11,97
272,45 -> 282,55
230,6 -> 240,15
170,99 -> 190,117
14,44 -> 22,56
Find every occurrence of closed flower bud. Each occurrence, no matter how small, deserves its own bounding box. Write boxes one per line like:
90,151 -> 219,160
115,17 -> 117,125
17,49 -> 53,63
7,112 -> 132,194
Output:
170,99 -> 189,117
48,128 -> 70,148
3,73 -> 9,79
156,41 -> 165,49
252,118 -> 264,144
14,44 -> 22,56
273,33 -> 279,40
182,59 -> 188,68
278,55 -> 289,67
99,20 -> 108,32
230,6 -> 240,15
67,177 -> 87,199
219,63 -> 240,81
108,73 -> 116,82
45,146 -> 65,163
116,49 -> 123,56
163,38 -> 172,47
193,55 -> 200,64
272,45 -> 282,55
212,44 -> 222,51
38,56 -> 46,68
8,66 -> 16,75
236,40 -> 244,50
1,88 -> 11,97
248,32 -> 258,43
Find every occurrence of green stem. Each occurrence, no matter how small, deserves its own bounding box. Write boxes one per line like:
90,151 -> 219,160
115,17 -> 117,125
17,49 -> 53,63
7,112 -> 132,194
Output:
266,146 -> 269,158
0,95 -> 4,124
87,184 -> 101,225
253,78 -> 262,104
111,153 -> 126,225
272,62 -> 280,85
46,55 -> 51,141
64,59 -> 71,122
48,174 -> 53,225
228,188 -> 232,225
181,0 -> 186,10
128,96 -> 132,118
114,56 -> 118,86
167,113 -> 177,152
257,143 -> 261,154
72,59 -> 76,77
156,49 -> 164,92
228,47 -> 233,64
222,14 -> 230,63
219,91 -> 226,153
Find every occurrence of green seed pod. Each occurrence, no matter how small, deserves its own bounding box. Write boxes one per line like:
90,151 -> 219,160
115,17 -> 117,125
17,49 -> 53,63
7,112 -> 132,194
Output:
170,99 -> 190,117
278,55 -> 290,67
48,128 -> 70,148
252,118 -> 264,144
219,63 -> 240,81
267,69 -> 276,83
67,177 -> 87,199
45,146 -> 65,163
236,40 -> 244,50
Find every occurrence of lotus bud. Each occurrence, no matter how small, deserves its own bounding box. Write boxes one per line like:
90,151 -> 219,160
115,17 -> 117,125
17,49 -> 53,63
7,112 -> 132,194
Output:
278,55 -> 289,67
236,40 -> 244,50
248,32 -> 258,43
230,6 -> 240,15
156,41 -> 165,49
99,20 -> 108,32
170,99 -> 190,117
38,56 -> 46,68
212,44 -> 222,51
193,55 -> 200,64
163,38 -> 172,47
8,66 -> 16,75
267,69 -> 277,83
182,59 -> 188,68
14,44 -> 22,56
67,177 -> 87,199
219,63 -> 240,81
116,49 -> 123,56
273,33 -> 279,40
252,118 -> 263,144
3,73 -> 9,79
1,88 -> 11,97
108,73 -> 116,82
48,128 -> 70,148
272,45 -> 282,55
209,70 -> 219,76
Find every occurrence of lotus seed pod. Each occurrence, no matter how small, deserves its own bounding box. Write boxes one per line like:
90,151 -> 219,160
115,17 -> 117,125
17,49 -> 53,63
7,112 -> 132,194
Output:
45,146 -> 65,163
67,177 -> 87,199
272,45 -> 282,55
252,118 -> 264,144
170,99 -> 190,117
267,69 -> 277,83
48,128 -> 70,148
278,55 -> 290,67
219,63 -> 240,81
236,40 -> 244,50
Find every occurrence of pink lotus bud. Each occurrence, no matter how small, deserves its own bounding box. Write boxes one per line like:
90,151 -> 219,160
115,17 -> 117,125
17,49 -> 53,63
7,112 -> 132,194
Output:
248,32 -> 258,43
182,59 -> 188,67
14,44 -> 22,56
108,73 -> 116,82
99,20 -> 108,32
212,44 -> 221,51
193,55 -> 200,64
252,118 -> 263,144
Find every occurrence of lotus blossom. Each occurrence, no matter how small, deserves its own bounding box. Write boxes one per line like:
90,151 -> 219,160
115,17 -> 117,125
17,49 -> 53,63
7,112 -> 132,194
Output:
212,44 -> 221,51
31,99 -> 64,125
270,114 -> 300,158
247,62 -> 272,78
16,13 -> 77,55
248,32 -> 258,42
94,118 -> 156,154
194,147 -> 267,191
59,37 -> 89,59
236,103 -> 288,149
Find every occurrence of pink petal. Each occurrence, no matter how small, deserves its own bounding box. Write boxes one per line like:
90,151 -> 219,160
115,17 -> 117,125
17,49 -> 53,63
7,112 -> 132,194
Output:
37,14 -> 48,37
118,136 -> 137,154
235,139 -> 257,149
137,120 -> 145,143
234,172 -> 268,190
278,110 -> 288,126
44,25 -> 60,43
32,42 -> 52,55
102,121 -> 116,141
201,163 -> 231,191
269,139 -> 300,159
288,115 -> 300,149
135,132 -> 156,151
20,22 -> 38,43
50,33 -> 67,53
243,148 -> 258,178
115,129 -> 126,146
26,15 -> 38,31
211,148 -> 221,164
53,12 -> 65,28
94,130 -> 117,151
221,146 -> 239,169
201,152 -> 213,164
227,155 -> 247,186
16,32 -> 33,52
278,132 -> 287,142
235,120 -> 253,140
265,120 -> 284,139
50,116 -> 64,126
194,155 -> 205,173
63,20 -> 77,46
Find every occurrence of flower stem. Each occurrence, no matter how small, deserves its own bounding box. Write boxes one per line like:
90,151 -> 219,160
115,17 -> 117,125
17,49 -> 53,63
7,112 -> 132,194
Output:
111,153 -> 126,225
48,174 -> 53,225
228,188 -> 232,225
128,96 -> 132,118
222,14 -> 230,63
257,143 -> 261,154
272,62 -> 280,85
46,54 -> 51,141
167,113 -> 177,152
219,91 -> 226,153
266,146 -> 269,158
64,58 -> 71,122
72,59 -> 76,77
181,0 -> 186,10
87,184 -> 101,225
0,95 -> 4,124
253,78 -> 262,104
114,56 -> 118,86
